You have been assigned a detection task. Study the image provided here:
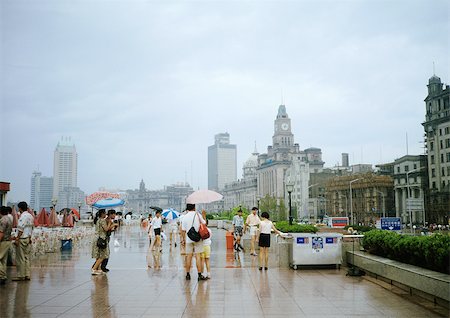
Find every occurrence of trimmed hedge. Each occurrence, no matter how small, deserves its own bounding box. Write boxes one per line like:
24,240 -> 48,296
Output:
275,221 -> 318,233
344,224 -> 374,233
362,230 -> 450,274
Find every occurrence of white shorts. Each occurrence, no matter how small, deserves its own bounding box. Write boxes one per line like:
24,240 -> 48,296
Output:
185,241 -> 203,254
249,226 -> 259,236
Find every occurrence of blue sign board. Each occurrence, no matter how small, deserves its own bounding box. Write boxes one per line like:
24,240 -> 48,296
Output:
381,217 -> 401,231
297,237 -> 305,244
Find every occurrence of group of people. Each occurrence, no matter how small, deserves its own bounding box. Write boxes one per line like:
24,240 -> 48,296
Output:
89,204 -> 284,280
0,202 -> 35,284
232,207 -> 284,270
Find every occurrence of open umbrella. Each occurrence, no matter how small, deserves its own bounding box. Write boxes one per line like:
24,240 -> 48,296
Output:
36,208 -> 50,226
149,206 -> 163,212
186,190 -> 223,204
71,208 -> 80,219
86,191 -> 120,205
93,198 -> 125,209
162,208 -> 180,220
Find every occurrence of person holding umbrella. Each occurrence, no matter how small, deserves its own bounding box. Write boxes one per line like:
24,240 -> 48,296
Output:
91,209 -> 115,275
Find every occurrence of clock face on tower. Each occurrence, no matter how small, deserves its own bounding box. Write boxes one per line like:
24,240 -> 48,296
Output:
281,123 -> 289,131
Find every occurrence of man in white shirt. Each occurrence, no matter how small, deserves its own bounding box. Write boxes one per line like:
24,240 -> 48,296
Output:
12,201 -> 34,281
181,203 -> 207,281
243,207 -> 261,256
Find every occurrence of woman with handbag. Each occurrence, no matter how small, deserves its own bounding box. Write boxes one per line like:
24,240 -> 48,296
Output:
91,209 -> 115,275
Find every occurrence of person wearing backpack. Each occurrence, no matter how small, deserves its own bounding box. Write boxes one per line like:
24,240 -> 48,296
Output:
181,203 -> 207,281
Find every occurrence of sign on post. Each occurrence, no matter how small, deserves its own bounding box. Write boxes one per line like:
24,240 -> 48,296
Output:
381,217 -> 401,231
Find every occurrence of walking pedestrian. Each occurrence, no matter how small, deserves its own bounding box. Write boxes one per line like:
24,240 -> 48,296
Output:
150,211 -> 162,252
91,209 -> 115,275
0,206 -> 13,285
243,207 -> 261,256
147,214 -> 153,246
231,209 -> 245,252
12,202 -> 34,281
258,212 -> 284,270
99,210 -> 118,272
201,226 -> 212,279
181,203 -> 207,281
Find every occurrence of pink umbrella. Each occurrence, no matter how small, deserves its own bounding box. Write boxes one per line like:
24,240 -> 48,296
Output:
86,191 -> 120,206
36,208 -> 50,226
48,207 -> 61,227
11,205 -> 19,228
186,190 -> 223,204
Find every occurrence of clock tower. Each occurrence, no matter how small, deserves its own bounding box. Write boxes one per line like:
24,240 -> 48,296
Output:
273,104 -> 294,150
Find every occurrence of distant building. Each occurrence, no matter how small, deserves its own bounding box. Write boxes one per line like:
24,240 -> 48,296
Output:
326,173 -> 394,225
57,186 -> 85,211
256,104 -> 324,221
422,74 -> 450,224
393,155 -> 428,225
125,180 -> 193,214
342,153 -> 349,167
351,164 -> 373,174
30,171 -> 53,211
53,137 -> 77,209
222,148 -> 258,211
0,182 -> 10,206
208,133 -> 237,191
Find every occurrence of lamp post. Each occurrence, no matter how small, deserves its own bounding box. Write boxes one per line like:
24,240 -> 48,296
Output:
286,183 -> 294,225
375,190 -> 385,218
349,179 -> 360,225
78,201 -> 82,220
51,198 -> 58,210
256,195 -> 261,217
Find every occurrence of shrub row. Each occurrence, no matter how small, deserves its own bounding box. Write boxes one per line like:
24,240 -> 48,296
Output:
362,230 -> 450,274
275,221 -> 318,233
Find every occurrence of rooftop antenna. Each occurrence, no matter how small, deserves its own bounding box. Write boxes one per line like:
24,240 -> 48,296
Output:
433,61 -> 436,75
281,88 -> 284,105
253,140 -> 258,154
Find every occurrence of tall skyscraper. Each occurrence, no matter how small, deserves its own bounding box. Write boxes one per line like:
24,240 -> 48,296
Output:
208,133 -> 237,191
53,137 -> 78,200
30,171 -> 53,211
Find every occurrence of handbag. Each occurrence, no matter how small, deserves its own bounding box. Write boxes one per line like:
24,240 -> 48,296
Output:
198,215 -> 210,240
97,237 -> 107,249
187,213 -> 201,242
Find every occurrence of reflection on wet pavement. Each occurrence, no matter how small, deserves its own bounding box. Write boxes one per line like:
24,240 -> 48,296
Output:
0,225 -> 446,317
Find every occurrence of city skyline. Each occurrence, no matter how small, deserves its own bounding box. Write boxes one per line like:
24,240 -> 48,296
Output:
1,1 -> 449,202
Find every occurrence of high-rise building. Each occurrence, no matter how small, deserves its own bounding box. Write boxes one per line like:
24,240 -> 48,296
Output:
342,153 -> 349,167
208,133 -> 237,191
422,74 -> 450,224
53,137 -> 78,206
30,171 -> 53,211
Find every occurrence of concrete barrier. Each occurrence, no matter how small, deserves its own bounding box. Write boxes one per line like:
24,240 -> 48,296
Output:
348,250 -> 450,307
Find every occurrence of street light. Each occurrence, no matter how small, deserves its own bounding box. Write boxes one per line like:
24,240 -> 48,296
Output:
349,179 -> 360,225
286,182 -> 294,225
51,198 -> 58,210
256,195 -> 261,217
374,190 -> 385,218
78,201 -> 82,220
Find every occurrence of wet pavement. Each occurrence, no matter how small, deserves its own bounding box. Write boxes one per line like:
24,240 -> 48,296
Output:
0,225 -> 447,318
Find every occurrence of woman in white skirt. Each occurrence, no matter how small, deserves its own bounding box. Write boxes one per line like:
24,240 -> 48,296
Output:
258,212 -> 284,271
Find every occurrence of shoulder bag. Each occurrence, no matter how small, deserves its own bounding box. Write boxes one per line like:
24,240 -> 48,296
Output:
187,213 -> 201,242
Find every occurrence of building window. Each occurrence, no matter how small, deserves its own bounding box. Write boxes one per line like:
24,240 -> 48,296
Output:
405,165 -> 409,172
441,140 -> 444,149
432,168 -> 436,178
446,139 -> 450,148
397,166 -> 400,173
440,129 -> 443,136
441,154 -> 445,163
413,163 -> 417,170
431,155 -> 435,164
432,181 -> 436,189
430,141 -> 434,151
447,166 -> 450,176
447,153 -> 450,162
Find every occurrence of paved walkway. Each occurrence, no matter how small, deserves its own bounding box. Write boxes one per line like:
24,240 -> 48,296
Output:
0,225 -> 446,318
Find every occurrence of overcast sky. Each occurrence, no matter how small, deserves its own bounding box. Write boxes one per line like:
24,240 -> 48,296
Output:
1,0 -> 449,202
